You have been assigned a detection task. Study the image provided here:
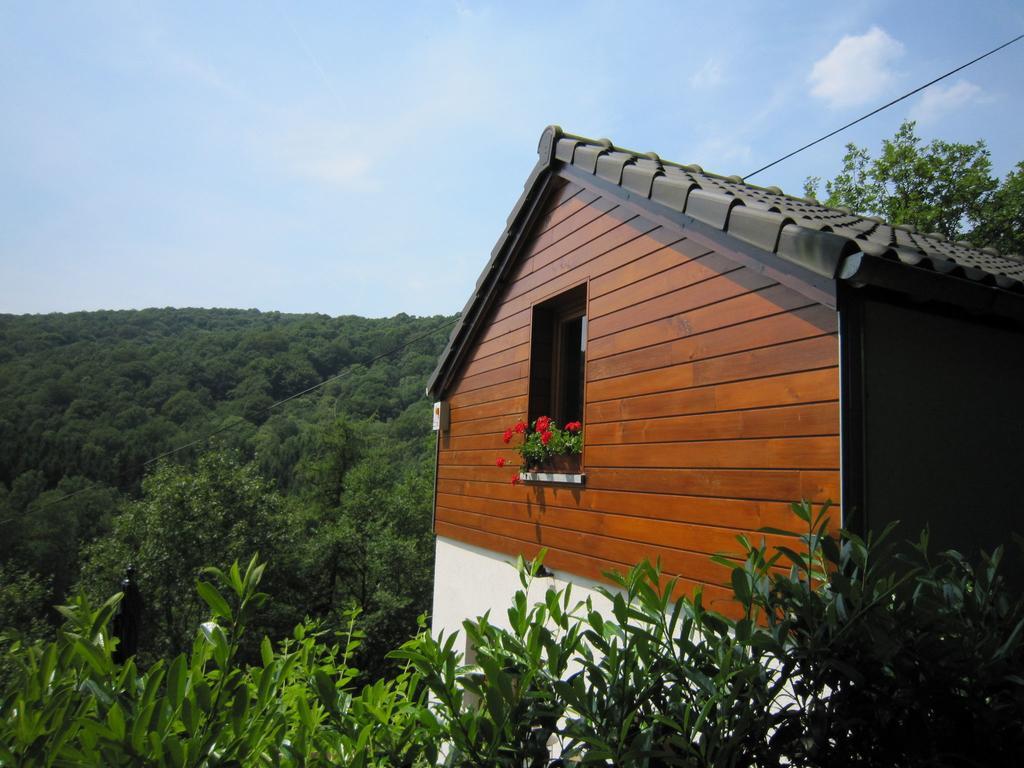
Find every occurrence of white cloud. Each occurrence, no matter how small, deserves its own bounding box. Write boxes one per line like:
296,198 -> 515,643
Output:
909,79 -> 983,123
809,26 -> 904,108
689,58 -> 724,90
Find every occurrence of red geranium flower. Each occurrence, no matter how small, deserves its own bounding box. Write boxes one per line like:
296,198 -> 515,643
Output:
514,420 -> 527,434
565,421 -> 582,432
502,428 -> 513,444
511,475 -> 520,485
535,415 -> 551,432
540,430 -> 552,445
496,457 -> 506,467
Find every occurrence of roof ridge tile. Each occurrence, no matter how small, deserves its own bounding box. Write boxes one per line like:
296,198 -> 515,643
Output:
685,188 -> 743,230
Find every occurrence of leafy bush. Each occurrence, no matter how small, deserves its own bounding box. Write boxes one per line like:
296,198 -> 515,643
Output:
0,556 -> 439,767
397,502 -> 1024,766
747,503 -> 1024,766
2,504 -> 1022,766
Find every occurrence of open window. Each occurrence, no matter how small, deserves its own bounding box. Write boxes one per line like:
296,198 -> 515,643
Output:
528,284 -> 587,427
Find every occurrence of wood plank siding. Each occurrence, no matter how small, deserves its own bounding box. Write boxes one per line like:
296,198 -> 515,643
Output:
435,177 -> 840,609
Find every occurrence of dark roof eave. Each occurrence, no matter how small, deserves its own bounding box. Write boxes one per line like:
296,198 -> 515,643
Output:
839,252 -> 1024,322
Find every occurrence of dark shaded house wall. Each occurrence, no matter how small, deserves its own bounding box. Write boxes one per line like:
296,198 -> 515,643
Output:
856,294 -> 1024,561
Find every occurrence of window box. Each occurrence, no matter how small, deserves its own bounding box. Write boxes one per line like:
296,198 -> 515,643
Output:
527,453 -> 581,474
519,471 -> 586,486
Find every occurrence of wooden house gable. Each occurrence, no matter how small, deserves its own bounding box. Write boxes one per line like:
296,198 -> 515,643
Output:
434,170 -> 841,603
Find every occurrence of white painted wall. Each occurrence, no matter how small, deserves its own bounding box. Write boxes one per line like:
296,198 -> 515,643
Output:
431,536 -> 615,649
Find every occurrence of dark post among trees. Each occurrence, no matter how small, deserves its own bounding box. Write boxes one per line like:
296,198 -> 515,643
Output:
111,565 -> 142,663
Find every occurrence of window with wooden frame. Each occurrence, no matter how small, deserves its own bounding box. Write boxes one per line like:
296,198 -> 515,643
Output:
528,284 -> 587,428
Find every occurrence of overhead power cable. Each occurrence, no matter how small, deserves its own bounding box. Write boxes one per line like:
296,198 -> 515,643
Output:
743,32 -> 1024,181
28,316 -> 458,512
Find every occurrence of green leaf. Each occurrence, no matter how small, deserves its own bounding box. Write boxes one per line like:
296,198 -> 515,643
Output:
775,546 -> 808,570
131,702 -> 156,753
196,580 -> 233,621
90,593 -> 123,641
166,734 -> 186,768
229,560 -> 244,596
314,669 -> 337,712
260,635 -> 274,667
230,686 -> 249,735
141,663 -> 165,708
994,616 -> 1024,660
167,654 -> 187,708
72,638 -> 110,676
295,690 -> 314,730
731,569 -> 752,604
106,701 -> 125,741
194,680 -> 212,711
790,500 -> 812,523
200,621 -> 230,669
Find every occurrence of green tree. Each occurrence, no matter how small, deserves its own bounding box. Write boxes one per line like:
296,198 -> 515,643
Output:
806,142 -> 881,215
16,479 -> 119,603
295,416 -> 362,507
0,564 -> 51,639
160,389 -> 210,426
298,428 -> 435,680
0,307 -> 453,656
0,564 -> 52,690
807,120 -> 1021,248
972,161 -> 1024,254
78,451 -> 299,661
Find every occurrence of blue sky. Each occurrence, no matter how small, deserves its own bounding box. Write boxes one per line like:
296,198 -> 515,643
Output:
2,1 -> 1022,317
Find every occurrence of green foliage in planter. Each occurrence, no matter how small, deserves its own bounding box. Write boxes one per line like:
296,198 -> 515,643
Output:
502,416 -> 582,471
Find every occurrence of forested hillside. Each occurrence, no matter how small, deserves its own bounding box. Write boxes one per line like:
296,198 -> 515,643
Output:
0,308 -> 455,676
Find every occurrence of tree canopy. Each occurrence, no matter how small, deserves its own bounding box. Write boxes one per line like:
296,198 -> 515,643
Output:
805,120 -> 1023,255
0,307 -> 454,673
